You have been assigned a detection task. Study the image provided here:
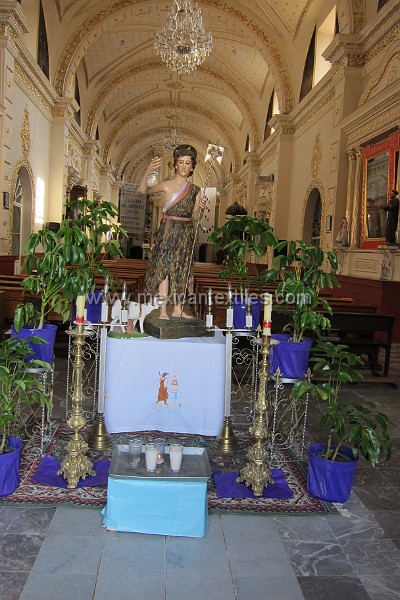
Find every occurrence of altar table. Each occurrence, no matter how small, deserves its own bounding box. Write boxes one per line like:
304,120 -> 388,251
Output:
104,330 -> 226,436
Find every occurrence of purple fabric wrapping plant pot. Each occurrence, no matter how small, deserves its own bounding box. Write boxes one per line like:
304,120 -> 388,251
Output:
0,436 -> 23,497
270,333 -> 313,379
307,443 -> 358,503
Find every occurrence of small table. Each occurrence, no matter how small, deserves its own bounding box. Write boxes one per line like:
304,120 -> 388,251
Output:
102,445 -> 211,537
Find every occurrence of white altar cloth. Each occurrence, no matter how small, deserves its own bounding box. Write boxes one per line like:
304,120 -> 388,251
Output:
104,330 -> 226,436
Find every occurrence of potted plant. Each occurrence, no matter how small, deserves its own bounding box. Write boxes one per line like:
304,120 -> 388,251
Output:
291,341 -> 392,502
13,198 -> 127,360
260,240 -> 339,379
0,335 -> 52,496
208,215 -> 278,328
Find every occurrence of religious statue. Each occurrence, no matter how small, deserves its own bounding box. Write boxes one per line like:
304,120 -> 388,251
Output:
382,190 -> 399,244
335,216 -> 349,247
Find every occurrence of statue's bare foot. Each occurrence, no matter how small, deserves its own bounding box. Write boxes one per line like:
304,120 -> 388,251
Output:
126,320 -> 134,333
159,309 -> 169,320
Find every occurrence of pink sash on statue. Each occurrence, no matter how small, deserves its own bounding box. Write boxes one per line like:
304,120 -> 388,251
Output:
163,182 -> 190,214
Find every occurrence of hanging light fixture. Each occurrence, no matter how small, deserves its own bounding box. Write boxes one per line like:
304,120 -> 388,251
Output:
164,88 -> 182,151
154,0 -> 212,75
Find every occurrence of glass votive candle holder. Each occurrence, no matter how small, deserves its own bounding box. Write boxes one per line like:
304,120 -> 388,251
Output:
145,443 -> 158,472
154,437 -> 165,465
129,437 -> 143,467
169,443 -> 184,473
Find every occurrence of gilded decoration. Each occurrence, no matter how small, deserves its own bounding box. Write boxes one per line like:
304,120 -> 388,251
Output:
20,106 -> 31,158
14,62 -> 52,116
360,48 -> 400,104
347,105 -> 400,147
311,133 -> 322,178
295,88 -> 335,132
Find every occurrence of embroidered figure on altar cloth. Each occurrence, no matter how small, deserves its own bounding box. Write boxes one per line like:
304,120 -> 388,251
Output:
157,372 -> 169,405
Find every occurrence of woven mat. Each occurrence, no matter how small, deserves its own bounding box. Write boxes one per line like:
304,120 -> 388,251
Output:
0,424 -> 338,515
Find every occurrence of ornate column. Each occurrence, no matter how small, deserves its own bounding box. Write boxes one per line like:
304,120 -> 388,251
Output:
49,98 -> 79,222
245,152 -> 260,217
345,149 -> 356,228
350,148 -> 362,248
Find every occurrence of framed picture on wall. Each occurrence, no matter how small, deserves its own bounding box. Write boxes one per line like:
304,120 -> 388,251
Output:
362,130 -> 400,249
3,192 -> 9,209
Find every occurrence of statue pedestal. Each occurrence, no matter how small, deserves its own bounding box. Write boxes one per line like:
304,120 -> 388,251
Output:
143,309 -> 214,339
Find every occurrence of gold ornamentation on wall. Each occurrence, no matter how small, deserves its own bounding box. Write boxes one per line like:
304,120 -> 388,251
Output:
20,106 -> 31,158
14,62 -> 52,116
361,48 -> 400,104
295,88 -> 335,132
311,133 -> 322,178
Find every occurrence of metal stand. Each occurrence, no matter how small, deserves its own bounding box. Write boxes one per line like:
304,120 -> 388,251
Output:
215,330 -> 238,452
237,335 -> 274,496
87,319 -> 113,449
57,320 -> 95,488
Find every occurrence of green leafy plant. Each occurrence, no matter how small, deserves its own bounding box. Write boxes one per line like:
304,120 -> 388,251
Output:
208,216 -> 278,291
291,341 -> 392,466
20,198 -> 127,328
0,336 -> 52,454
13,303 -> 41,332
261,240 -> 339,342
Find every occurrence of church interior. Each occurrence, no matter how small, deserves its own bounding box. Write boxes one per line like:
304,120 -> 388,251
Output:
0,1 -> 400,599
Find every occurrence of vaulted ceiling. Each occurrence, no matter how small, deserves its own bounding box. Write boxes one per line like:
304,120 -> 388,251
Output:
40,0 -> 360,185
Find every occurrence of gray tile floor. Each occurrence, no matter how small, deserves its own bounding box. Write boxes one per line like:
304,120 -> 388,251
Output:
0,346 -> 399,599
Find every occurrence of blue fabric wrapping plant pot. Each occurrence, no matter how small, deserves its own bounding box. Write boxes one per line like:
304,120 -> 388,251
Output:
232,296 -> 262,330
269,333 -> 312,379
0,436 -> 23,497
307,442 -> 358,503
11,323 -> 57,365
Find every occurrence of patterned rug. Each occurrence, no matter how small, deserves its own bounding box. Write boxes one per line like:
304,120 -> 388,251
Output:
0,424 -> 338,515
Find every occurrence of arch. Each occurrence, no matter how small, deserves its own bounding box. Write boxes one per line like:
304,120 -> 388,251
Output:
84,60 -> 261,153
302,181 -> 326,247
52,1 -> 294,115
8,160 -> 35,257
102,99 -> 241,169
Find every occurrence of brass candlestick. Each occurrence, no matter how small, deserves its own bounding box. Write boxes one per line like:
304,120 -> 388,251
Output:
58,320 -> 95,488
237,334 -> 273,496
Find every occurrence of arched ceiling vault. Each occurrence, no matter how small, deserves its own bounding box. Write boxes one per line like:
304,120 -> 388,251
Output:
43,0 -> 357,182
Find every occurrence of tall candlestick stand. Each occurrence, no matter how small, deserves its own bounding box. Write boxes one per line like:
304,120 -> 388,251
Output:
237,334 -> 274,496
88,284 -> 113,450
215,329 -> 238,452
58,320 -> 95,488
87,322 -> 113,450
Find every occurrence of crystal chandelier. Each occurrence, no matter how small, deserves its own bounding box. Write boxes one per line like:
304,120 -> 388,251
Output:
154,0 -> 212,75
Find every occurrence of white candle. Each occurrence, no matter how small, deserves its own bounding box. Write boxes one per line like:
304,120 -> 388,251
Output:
169,444 -> 183,472
263,293 -> 272,336
76,295 -> 86,320
145,444 -> 158,472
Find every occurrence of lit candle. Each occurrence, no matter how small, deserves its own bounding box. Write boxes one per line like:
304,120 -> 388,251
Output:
76,294 -> 86,323
226,284 -> 233,329
263,293 -> 272,336
206,287 -> 213,330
